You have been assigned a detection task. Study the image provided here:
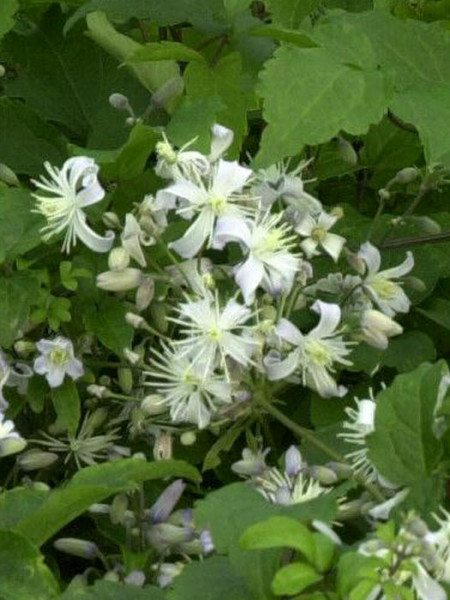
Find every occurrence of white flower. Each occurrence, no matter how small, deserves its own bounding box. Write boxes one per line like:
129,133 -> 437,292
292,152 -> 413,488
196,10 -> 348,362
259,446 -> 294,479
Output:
168,160 -> 254,258
295,211 -> 346,262
213,213 -> 301,304
412,561 -> 447,600
146,345 -> 232,429
120,213 -> 148,267
0,412 -> 27,457
255,446 -> 328,505
232,446 -> 270,477
32,157 -> 114,253
165,258 -> 214,297
155,133 -> 210,180
0,353 -> 33,410
171,295 -> 257,376
252,160 -> 321,213
34,337 -> 84,388
361,310 -> 403,350
265,301 -> 352,398
339,393 -> 377,480
208,124 -> 234,163
359,242 -> 414,317
368,488 -> 410,520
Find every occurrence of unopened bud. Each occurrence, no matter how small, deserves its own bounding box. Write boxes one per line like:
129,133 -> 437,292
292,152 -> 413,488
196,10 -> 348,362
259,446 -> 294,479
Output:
125,312 -> 146,329
0,65 -> 5,77
261,305 -> 277,321
378,188 -> 390,201
108,247 -> 130,271
103,211 -> 121,230
150,76 -> 184,110
54,538 -> 99,559
337,137 -> 358,166
110,494 -> 129,525
0,436 -> 27,457
346,249 -> 366,275
404,276 -> 426,292
309,465 -> 338,485
394,167 -> 419,185
89,503 -> 111,515
326,462 -> 353,480
141,394 -> 167,416
124,570 -> 146,587
104,570 -> 120,582
406,517 -> 429,538
14,340 -> 35,357
413,216 -> 441,235
109,93 -> 132,112
150,303 -> 169,334
180,431 -> 197,446
118,367 -> 133,393
30,481 -> 51,492
126,116 -> 138,126
97,268 -> 142,292
86,408 -> 109,433
17,449 -> 58,471
154,432 -> 173,461
135,277 -> 155,311
0,163 -> 19,186
123,348 -> 141,366
87,384 -> 109,399
330,206 -> 344,219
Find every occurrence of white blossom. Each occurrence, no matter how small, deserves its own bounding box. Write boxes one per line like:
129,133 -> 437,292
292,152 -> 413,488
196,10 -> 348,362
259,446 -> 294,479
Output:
146,345 -> 232,429
213,213 -> 301,304
295,211 -> 346,262
168,160 -> 254,258
361,309 -> 403,350
32,157 -> 114,253
359,242 -> 414,317
120,213 -> 148,267
339,393 -> 377,480
265,301 -> 352,398
34,337 -> 84,388
155,133 -> 210,180
0,412 -> 27,457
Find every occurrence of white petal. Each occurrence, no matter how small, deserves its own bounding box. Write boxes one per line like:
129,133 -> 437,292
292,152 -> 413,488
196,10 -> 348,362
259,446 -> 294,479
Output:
234,256 -> 264,305
170,210 -> 214,258
413,562 -> 447,600
368,488 -> 409,520
166,180 -> 205,206
379,251 -> 414,279
213,217 -> 252,249
359,242 -> 381,275
65,359 -> 84,381
46,366 -> 66,388
212,160 -> 252,197
264,349 -> 300,381
121,214 -> 147,267
321,233 -> 346,262
300,238 -> 320,258
209,124 -> 234,162
73,211 -> 114,253
296,214 -> 316,237
317,211 -> 338,230
310,301 -> 341,338
276,319 -> 303,345
33,355 -> 48,375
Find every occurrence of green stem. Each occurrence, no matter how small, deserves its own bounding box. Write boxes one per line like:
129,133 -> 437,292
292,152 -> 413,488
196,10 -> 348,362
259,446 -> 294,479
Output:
257,395 -> 386,503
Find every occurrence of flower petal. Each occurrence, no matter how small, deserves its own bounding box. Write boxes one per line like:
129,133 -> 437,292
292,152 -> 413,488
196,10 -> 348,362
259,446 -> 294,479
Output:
170,210 -> 214,258
310,301 -> 341,338
213,160 -> 252,197
209,124 -> 234,162
359,242 -> 381,275
73,211 -> 114,253
264,349 -> 300,380
276,319 -> 303,345
234,256 -> 264,305
321,233 -> 346,262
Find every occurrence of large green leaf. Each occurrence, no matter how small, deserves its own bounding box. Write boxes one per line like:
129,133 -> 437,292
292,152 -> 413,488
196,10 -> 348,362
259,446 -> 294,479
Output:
4,8 -> 150,148
51,379 -> 81,436
83,296 -> 134,355
59,580 -> 165,599
367,361 -> 448,485
0,0 -> 18,40
0,98 -> 66,175
0,188 -> 44,263
14,458 -> 200,546
265,0 -> 321,27
0,531 -> 59,600
0,272 -> 40,348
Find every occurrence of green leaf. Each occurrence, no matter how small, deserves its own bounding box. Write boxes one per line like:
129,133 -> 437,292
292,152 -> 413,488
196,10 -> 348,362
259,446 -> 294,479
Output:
251,25 -> 319,47
224,0 -> 253,18
101,124 -> 159,180
382,331 -> 436,373
0,531 -> 59,599
202,421 -> 245,471
51,379 -> 81,436
14,458 -> 200,546
367,361 -> 448,485
0,487 -> 49,531
0,98 -> 66,175
170,556 -> 253,600
0,273 -> 40,348
312,532 -> 336,573
83,296 -> 134,355
4,8 -> 152,148
0,0 -> 18,40
265,0 -> 321,27
271,562 -> 322,596
417,298 -> 450,329
240,516 -> 315,561
129,41 -> 205,63
0,188 -> 44,263
59,580 -> 165,599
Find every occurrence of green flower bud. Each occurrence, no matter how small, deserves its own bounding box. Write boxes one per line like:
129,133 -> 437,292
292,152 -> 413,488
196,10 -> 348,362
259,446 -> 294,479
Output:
0,163 -> 19,186
394,167 -> 419,184
337,137 -> 358,166
180,431 -> 197,446
404,276 -> 426,292
17,449 -> 58,471
104,570 -> 120,582
109,93 -> 132,112
97,268 -> 142,292
406,517 -> 429,538
141,394 -> 167,416
135,277 -> 155,311
0,436 -> 27,458
102,212 -> 121,229
0,65 -> 5,77
87,384 -> 110,399
150,303 -> 169,334
326,461 -> 353,480
110,494 -> 129,525
309,465 -> 338,485
261,305 -> 277,321
413,216 -> 441,235
118,367 -> 133,394
53,538 -> 99,559
13,340 -> 36,357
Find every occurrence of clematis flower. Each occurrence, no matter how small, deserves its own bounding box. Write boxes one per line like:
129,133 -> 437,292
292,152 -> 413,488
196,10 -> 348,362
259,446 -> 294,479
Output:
358,242 -> 414,317
0,353 -> 33,410
171,294 -> 257,375
0,412 -> 27,457
295,211 -> 346,262
167,160 -> 254,258
213,213 -> 301,304
155,133 -> 210,180
32,157 -> 114,253
360,309 -> 403,349
120,213 -> 148,267
265,301 -> 352,398
33,337 -> 84,388
146,345 -> 232,429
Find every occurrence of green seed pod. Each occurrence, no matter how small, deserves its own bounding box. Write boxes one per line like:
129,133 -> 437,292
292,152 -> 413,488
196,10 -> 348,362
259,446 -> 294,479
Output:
394,167 -> 419,184
118,367 -> 133,394
150,302 -> 169,334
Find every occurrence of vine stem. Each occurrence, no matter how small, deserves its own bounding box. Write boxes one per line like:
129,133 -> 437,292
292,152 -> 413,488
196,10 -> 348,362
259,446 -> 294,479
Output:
256,394 -> 386,503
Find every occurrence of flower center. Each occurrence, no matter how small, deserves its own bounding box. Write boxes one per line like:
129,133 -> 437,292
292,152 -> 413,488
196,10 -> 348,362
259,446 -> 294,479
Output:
183,370 -> 200,386
156,141 -> 178,165
209,195 -> 227,215
49,347 -> 69,367
304,339 -> 332,367
254,229 -> 283,258
371,277 -> 397,300
311,227 -> 327,242
208,326 -> 223,342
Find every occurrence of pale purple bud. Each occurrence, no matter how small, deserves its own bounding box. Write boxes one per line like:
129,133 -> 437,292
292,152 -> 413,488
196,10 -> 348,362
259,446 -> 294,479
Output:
150,480 -> 186,523
285,446 -> 302,476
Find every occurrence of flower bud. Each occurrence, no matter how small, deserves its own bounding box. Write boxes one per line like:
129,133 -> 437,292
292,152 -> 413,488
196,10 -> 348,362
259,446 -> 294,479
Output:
104,570 -> 120,582
150,76 -> 184,110
135,277 -> 155,311
0,436 -> 27,457
232,448 -> 267,477
89,503 -> 111,515
118,367 -> 133,394
261,305 -> 277,321
103,211 -> 121,230
110,493 -> 129,525
148,523 -> 192,552
326,461 -> 353,480
150,302 -> 169,333
404,276 -> 426,292
85,408 -> 109,434
13,340 -> 36,357
108,247 -> 130,271
361,310 -> 403,350
153,432 -> 173,461
0,65 -> 5,77
378,188 -> 390,201
125,312 -> 145,329
285,446 -> 302,476
97,268 -> 142,291
109,93 -> 132,112
394,167 -> 419,184
141,394 -> 167,416
17,449 -> 58,471
124,570 -> 146,587
150,480 -> 185,523
157,562 -> 184,588
53,538 -> 99,559
309,465 -> 338,485
337,137 -> 358,166
87,384 -> 110,399
413,216 -> 441,235
30,481 -> 51,492
180,431 -> 197,446
406,518 -> 429,538
330,206 -> 344,219
345,249 -> 366,275
0,163 -> 19,186
123,348 -> 141,365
